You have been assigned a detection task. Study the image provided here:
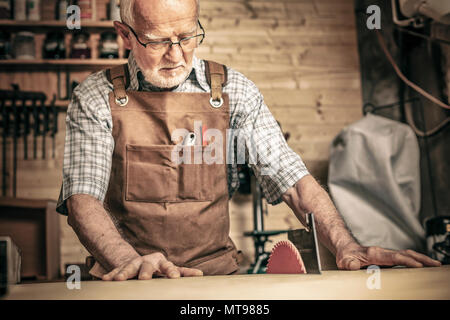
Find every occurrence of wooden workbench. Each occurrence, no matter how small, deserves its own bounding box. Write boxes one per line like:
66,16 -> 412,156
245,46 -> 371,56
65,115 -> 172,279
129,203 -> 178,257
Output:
4,266 -> 450,300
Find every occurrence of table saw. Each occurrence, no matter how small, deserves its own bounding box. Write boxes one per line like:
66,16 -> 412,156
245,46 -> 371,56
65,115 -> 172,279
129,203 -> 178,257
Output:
3,265 -> 450,300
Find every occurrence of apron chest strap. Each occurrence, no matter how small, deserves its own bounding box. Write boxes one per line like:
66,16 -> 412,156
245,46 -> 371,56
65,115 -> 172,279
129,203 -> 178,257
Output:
106,64 -> 130,106
205,61 -> 227,108
106,60 -> 227,108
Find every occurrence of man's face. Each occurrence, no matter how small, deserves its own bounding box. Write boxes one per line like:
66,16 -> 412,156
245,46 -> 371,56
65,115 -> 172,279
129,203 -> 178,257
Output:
128,0 -> 198,89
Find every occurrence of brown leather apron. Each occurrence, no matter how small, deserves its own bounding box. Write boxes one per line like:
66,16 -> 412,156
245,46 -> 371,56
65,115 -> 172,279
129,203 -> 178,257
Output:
88,61 -> 239,278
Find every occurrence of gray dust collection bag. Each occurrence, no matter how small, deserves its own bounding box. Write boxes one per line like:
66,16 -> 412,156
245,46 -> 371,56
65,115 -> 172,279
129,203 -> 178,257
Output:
328,113 -> 425,252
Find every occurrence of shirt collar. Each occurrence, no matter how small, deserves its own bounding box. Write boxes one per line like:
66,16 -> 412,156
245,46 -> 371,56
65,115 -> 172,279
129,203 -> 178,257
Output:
126,51 -> 209,92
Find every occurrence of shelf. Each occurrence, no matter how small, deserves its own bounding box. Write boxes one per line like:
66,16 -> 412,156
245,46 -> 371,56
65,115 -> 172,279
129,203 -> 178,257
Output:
51,99 -> 70,109
3,98 -> 70,109
0,19 -> 115,31
0,58 -> 127,69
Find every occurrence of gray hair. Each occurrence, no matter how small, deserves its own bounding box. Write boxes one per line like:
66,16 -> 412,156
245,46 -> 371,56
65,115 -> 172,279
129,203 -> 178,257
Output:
120,0 -> 135,26
120,0 -> 200,27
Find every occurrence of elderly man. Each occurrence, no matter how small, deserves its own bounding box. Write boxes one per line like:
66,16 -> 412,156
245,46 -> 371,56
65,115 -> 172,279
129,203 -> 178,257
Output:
56,0 -> 441,281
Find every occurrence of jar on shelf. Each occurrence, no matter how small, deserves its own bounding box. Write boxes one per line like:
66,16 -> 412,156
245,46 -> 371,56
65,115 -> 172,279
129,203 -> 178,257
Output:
27,0 -> 41,21
0,32 -> 12,59
14,0 -> 27,20
12,31 -> 36,59
70,31 -> 91,59
43,32 -> 66,59
56,0 -> 69,21
99,31 -> 119,59
109,0 -> 120,21
0,0 -> 12,19
76,0 -> 96,21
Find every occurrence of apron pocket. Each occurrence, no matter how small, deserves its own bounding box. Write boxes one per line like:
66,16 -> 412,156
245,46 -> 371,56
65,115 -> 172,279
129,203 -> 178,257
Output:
126,145 -> 177,202
177,146 -> 214,201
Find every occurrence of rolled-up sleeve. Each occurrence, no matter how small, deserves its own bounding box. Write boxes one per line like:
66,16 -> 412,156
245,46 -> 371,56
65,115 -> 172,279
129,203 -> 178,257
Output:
56,74 -> 114,215
238,81 -> 310,205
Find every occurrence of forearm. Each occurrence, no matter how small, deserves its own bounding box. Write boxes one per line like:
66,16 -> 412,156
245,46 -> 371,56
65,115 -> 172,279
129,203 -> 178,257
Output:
67,194 -> 140,271
281,174 -> 359,255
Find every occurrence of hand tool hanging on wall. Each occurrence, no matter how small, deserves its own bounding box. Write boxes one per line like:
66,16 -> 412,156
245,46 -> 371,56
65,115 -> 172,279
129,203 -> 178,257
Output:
0,85 -> 62,197
0,96 -> 8,196
57,70 -> 64,100
31,95 -> 39,160
22,97 -> 29,160
69,80 -> 79,101
56,68 -> 71,101
42,97 -> 48,160
11,89 -> 18,197
51,95 -> 58,159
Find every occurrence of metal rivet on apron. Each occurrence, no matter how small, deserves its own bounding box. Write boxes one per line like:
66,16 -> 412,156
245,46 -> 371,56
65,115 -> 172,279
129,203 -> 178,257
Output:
115,95 -> 129,107
209,97 -> 223,108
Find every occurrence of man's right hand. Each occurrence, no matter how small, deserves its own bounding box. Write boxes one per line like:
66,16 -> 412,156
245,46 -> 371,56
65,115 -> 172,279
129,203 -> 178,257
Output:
102,252 -> 203,281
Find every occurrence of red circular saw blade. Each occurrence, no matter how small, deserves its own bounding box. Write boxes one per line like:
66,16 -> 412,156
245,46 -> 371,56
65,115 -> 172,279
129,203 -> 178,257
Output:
266,240 -> 307,274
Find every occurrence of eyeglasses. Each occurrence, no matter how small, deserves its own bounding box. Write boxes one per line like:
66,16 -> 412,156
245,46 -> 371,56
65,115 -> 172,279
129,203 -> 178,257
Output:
124,20 -> 205,52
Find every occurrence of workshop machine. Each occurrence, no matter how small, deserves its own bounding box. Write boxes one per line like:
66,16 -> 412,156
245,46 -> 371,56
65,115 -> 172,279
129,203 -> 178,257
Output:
239,122 -> 322,274
425,216 -> 450,264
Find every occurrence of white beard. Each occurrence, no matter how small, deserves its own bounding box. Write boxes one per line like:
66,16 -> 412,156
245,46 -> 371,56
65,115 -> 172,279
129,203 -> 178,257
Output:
134,53 -> 193,89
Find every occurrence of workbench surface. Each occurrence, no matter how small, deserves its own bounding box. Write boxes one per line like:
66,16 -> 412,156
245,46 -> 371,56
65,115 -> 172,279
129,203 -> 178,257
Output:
4,266 -> 450,300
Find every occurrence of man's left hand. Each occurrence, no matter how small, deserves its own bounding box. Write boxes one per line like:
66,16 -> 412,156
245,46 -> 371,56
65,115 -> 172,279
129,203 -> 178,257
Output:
336,244 -> 442,270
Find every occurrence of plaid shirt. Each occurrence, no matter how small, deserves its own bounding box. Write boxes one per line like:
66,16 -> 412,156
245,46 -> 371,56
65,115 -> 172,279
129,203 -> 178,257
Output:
56,51 -> 309,214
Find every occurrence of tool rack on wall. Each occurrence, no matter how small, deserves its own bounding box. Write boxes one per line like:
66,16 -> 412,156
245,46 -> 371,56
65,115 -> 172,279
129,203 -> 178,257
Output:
0,1 -> 127,198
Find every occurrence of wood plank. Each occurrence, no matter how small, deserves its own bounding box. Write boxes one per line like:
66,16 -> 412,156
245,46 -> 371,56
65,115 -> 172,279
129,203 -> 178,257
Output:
204,16 -> 357,31
271,106 -> 362,124
295,71 -> 361,89
262,88 -> 363,107
0,197 -> 48,208
5,266 -> 450,299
